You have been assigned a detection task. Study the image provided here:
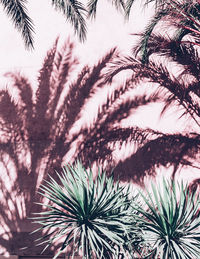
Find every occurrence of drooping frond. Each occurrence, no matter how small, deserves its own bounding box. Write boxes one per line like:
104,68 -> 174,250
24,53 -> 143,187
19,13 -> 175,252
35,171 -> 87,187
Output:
32,39 -> 59,142
125,0 -> 166,19
51,0 -> 87,41
132,9 -> 169,63
0,0 -> 34,49
87,0 -> 124,19
107,51 -> 200,127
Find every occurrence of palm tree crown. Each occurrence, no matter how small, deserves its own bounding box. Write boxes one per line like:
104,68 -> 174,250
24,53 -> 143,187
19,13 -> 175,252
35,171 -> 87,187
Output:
0,37 -> 160,255
106,11 -> 200,186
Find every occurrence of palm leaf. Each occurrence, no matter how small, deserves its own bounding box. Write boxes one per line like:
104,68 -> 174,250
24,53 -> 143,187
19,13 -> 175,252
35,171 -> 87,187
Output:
0,0 -> 34,49
51,0 -> 87,41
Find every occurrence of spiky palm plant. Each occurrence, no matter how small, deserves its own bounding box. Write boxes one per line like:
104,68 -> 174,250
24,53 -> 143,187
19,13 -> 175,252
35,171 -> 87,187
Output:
134,178 -> 200,259
0,37 -> 160,255
32,160 -> 136,259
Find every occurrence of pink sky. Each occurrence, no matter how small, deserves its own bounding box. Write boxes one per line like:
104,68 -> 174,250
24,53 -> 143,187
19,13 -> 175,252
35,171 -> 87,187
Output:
0,0 -> 188,132
0,0 -> 154,84
0,0 -> 197,184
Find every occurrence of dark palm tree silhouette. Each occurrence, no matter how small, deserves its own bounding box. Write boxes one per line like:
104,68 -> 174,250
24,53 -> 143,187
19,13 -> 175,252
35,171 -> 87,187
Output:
105,25 -> 200,186
0,38 -> 160,255
132,0 -> 200,63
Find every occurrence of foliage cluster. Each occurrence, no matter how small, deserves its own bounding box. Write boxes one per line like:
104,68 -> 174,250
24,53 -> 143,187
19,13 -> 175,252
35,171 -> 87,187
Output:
33,161 -> 200,259
1,0 -> 200,255
5,0 -> 198,49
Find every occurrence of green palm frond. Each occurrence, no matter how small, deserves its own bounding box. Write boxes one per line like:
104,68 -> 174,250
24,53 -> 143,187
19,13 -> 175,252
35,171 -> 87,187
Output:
125,0 -> 165,19
87,0 -> 124,19
32,161 -> 136,258
51,0 -> 87,42
0,0 -> 34,49
134,178 -> 200,259
132,9 -> 168,63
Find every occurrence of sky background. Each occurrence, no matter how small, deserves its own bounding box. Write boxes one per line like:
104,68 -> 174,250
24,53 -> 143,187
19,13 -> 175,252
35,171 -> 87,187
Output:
0,0 -> 154,84
0,0 -> 196,161
0,0 -> 187,133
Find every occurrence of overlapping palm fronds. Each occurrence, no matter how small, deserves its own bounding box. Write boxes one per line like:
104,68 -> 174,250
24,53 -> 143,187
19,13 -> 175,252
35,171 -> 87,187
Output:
132,0 -> 200,63
105,24 -> 200,181
2,0 -> 126,48
0,37 -> 162,254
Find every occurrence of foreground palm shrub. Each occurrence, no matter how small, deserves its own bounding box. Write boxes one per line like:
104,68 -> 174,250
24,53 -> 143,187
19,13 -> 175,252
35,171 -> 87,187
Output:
32,161 -> 134,259
135,179 -> 200,259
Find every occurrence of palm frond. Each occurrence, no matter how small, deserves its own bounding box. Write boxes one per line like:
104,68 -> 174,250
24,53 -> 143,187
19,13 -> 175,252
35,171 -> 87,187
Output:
76,126 -> 161,168
51,0 -> 87,41
88,0 -> 124,19
103,94 -> 160,127
32,39 -> 59,143
132,9 -> 169,63
4,72 -> 33,139
47,40 -> 78,120
87,0 -> 98,19
115,133 -> 200,183
0,0 -> 34,49
60,48 -> 116,132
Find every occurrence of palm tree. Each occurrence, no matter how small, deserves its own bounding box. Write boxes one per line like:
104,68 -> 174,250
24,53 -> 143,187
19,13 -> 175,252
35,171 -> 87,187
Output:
105,22 -> 200,186
0,37 -> 159,255
131,0 -> 200,63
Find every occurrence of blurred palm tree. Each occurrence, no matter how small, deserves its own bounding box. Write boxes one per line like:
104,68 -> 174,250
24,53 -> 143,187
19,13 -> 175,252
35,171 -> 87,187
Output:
131,0 -> 200,63
0,37 -> 159,255
6,0 -> 196,49
106,14 -> 200,186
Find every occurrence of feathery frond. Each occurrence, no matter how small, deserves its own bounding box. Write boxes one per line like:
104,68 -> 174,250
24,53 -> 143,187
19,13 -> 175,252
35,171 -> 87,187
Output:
0,0 -> 34,49
51,0 -> 87,41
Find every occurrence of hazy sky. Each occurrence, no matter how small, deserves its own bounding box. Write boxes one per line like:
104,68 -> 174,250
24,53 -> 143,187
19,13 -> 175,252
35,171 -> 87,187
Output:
0,0 -> 153,84
0,1 -> 190,133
